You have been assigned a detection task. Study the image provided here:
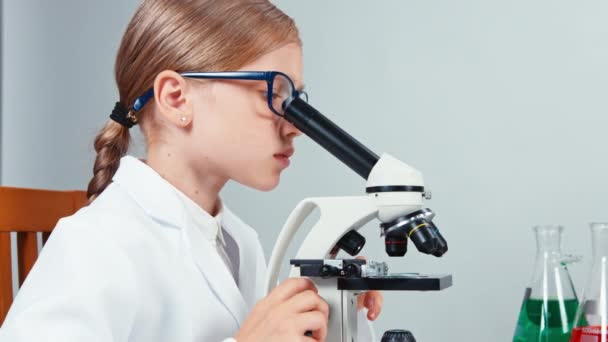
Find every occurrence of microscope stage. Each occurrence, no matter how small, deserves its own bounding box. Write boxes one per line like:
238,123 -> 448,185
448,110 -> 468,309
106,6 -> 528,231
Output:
337,274 -> 452,291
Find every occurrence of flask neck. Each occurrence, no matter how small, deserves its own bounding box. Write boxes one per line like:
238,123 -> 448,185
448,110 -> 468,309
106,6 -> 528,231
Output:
591,223 -> 608,259
534,225 -> 563,254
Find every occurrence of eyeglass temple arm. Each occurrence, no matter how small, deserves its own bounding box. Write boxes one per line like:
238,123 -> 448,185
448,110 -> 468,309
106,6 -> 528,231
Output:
131,72 -> 271,112
283,98 -> 379,180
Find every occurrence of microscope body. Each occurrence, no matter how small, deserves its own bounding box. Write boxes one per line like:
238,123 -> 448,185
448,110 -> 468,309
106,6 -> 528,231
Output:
264,97 -> 451,340
266,154 -> 452,341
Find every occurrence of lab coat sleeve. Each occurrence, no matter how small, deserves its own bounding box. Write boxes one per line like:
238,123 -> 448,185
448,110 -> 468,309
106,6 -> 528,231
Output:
0,218 -> 138,342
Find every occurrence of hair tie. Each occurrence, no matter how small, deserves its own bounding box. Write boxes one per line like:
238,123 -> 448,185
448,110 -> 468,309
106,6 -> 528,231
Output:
110,102 -> 137,128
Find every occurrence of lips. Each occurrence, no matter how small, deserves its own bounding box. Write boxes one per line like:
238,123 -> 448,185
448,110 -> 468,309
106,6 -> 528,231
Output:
274,147 -> 294,159
274,147 -> 294,168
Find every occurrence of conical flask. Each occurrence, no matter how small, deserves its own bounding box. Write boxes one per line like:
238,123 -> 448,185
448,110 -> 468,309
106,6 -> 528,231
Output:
570,222 -> 608,342
513,225 -> 581,342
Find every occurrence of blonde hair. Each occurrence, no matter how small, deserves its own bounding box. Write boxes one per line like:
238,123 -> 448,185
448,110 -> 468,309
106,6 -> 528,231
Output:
87,0 -> 301,201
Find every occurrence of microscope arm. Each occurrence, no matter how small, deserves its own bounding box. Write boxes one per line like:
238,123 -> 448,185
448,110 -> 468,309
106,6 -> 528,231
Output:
265,196 -> 378,294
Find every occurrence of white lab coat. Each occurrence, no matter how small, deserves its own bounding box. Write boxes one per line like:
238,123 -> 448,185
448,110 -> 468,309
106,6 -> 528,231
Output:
0,156 -> 374,342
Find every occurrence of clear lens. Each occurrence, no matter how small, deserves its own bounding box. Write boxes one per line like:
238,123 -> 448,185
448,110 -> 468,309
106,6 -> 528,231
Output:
271,74 -> 296,115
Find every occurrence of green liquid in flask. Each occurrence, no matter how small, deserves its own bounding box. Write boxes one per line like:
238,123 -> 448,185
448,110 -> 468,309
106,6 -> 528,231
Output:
513,295 -> 579,342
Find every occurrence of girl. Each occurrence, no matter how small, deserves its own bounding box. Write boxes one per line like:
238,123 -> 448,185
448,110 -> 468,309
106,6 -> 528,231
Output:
0,1 -> 382,341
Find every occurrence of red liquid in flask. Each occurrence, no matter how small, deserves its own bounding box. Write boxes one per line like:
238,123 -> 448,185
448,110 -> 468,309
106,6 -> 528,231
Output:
569,223 -> 608,342
570,326 -> 608,341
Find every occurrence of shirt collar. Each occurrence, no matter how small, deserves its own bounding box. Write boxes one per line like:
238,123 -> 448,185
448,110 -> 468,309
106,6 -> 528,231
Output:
173,188 -> 227,246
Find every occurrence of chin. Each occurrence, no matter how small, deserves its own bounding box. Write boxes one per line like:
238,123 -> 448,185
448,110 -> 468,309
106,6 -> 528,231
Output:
255,177 -> 280,192
240,174 -> 280,192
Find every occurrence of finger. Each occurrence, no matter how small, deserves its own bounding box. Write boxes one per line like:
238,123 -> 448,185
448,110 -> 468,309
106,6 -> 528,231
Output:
364,294 -> 374,319
354,256 -> 368,310
287,290 -> 329,318
268,277 -> 317,304
375,292 -> 384,318
366,291 -> 384,320
364,291 -> 382,309
295,311 -> 328,341
357,293 -> 366,310
357,291 -> 375,311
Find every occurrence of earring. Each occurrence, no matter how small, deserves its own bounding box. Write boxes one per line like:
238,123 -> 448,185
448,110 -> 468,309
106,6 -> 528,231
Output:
180,116 -> 187,123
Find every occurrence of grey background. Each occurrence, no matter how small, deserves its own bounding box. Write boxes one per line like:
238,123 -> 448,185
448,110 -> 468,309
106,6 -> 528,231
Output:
2,0 -> 608,340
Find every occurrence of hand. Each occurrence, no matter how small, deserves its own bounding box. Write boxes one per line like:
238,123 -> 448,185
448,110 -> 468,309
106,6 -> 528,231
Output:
235,277 -> 329,342
356,256 -> 384,321
357,289 -> 384,321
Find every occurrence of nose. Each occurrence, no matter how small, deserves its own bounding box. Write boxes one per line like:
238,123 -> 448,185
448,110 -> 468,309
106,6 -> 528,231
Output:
280,118 -> 303,139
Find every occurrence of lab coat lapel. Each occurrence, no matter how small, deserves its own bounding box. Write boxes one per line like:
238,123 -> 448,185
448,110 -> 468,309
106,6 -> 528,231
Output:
182,217 -> 249,326
221,206 -> 266,309
112,156 -> 248,326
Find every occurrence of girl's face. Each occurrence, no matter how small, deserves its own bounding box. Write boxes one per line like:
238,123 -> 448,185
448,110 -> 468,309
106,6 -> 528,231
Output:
186,43 -> 304,191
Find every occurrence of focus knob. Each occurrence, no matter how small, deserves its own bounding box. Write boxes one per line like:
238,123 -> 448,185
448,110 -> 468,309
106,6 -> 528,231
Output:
380,329 -> 416,342
336,230 -> 366,256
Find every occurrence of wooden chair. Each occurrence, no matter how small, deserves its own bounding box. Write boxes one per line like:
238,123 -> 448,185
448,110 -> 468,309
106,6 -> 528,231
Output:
0,186 -> 88,325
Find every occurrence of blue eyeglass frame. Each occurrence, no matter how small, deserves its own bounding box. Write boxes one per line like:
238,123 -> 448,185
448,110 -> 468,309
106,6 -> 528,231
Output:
130,71 -> 307,117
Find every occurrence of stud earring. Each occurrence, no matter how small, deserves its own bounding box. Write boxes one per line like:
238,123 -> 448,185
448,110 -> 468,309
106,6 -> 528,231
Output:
180,116 -> 187,123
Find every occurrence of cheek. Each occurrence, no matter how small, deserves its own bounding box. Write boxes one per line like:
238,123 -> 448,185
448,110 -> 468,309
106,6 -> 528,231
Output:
219,96 -> 278,153
221,116 -> 284,190
193,96 -> 279,169
188,88 -> 285,190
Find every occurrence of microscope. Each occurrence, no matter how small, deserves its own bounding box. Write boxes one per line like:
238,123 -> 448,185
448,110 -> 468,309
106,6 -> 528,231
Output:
265,96 -> 453,341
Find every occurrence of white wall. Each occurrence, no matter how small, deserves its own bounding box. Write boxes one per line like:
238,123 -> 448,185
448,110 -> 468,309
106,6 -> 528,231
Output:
3,1 -> 608,340
0,0 -> 3,183
1,0 -> 145,190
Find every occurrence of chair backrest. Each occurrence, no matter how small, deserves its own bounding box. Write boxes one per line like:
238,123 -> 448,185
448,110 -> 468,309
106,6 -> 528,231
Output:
0,186 -> 88,325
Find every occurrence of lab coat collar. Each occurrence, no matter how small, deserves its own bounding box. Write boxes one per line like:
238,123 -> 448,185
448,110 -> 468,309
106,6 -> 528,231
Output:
112,155 -> 253,325
112,155 -> 186,229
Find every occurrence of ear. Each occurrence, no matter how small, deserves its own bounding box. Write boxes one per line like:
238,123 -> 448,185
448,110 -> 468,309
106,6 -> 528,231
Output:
153,70 -> 193,127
